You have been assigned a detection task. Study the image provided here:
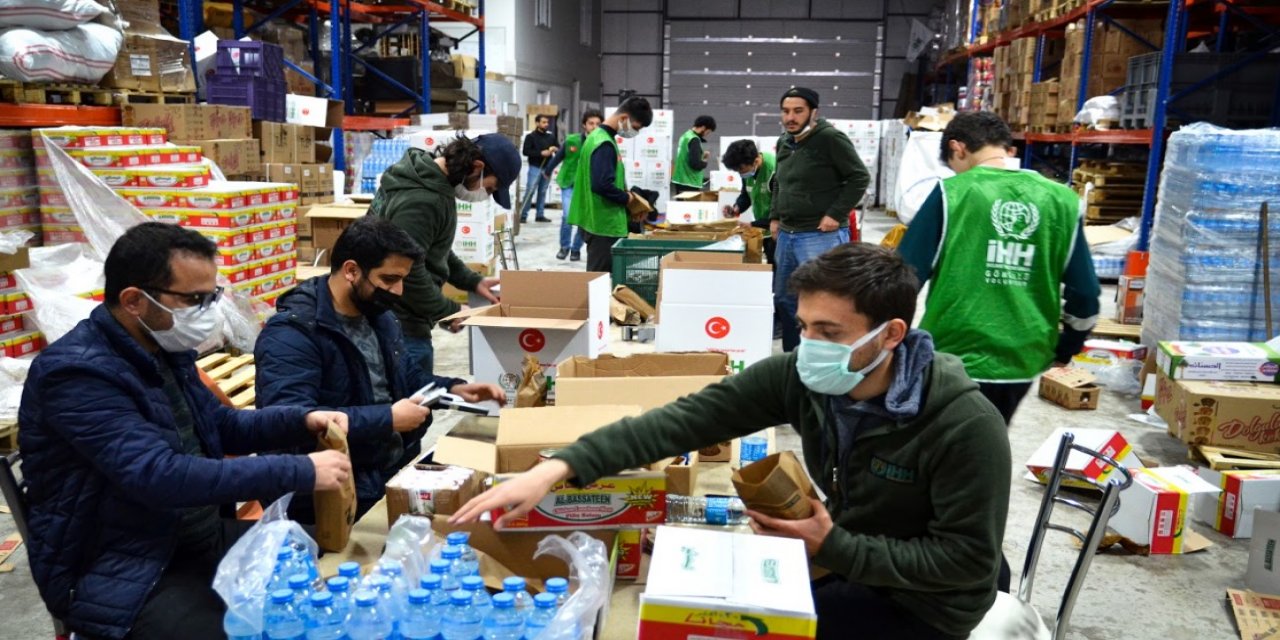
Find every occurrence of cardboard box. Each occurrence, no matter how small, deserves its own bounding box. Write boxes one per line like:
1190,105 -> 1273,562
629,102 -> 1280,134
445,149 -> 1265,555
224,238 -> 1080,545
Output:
285,95 -> 345,129
295,126 -> 318,163
1194,468 -> 1280,539
444,271 -> 611,403
255,121 -> 297,164
656,252 -> 773,373
1248,511 -> 1280,594
1111,466 -> 1218,554
1038,368 -> 1100,410
1024,428 -> 1143,489
639,526 -> 816,639
1158,340 -> 1280,382
181,139 -> 261,176
1154,372 -> 1280,453
493,470 -> 667,531
103,31 -> 197,93
554,352 -> 730,410
385,463 -> 486,524
1116,275 -> 1144,324
1226,588 -> 1280,640
429,515 -> 618,591
306,203 -> 368,263
442,260 -> 494,304
1072,339 -> 1148,376
616,529 -> 646,581
123,104 -> 252,141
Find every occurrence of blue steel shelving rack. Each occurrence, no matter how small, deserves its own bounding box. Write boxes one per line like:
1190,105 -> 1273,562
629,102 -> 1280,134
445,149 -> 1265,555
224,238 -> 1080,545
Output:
176,0 -> 487,172
936,0 -> 1280,253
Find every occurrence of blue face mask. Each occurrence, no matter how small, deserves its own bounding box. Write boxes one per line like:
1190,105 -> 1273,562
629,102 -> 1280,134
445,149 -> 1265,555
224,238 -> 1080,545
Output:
741,171 -> 756,179
796,323 -> 890,396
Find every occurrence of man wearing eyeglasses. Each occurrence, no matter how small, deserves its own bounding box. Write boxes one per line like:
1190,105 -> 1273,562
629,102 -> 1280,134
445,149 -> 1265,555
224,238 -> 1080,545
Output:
17,222 -> 352,640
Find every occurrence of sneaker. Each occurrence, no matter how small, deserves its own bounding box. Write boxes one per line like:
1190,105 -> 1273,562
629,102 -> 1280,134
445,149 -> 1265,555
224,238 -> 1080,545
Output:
569,250 -> 581,262
536,217 -> 552,223
556,248 -> 569,260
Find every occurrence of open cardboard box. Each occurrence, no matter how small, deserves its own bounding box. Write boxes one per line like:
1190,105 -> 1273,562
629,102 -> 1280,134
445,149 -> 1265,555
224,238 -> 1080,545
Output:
384,463 -> 488,526
1111,466 -> 1218,555
443,271 -> 611,403
1038,367 -> 1100,410
555,352 -> 730,410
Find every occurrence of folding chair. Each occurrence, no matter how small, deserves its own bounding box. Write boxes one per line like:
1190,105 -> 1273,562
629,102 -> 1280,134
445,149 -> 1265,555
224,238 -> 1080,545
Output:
1,452 -> 71,640
969,432 -> 1134,640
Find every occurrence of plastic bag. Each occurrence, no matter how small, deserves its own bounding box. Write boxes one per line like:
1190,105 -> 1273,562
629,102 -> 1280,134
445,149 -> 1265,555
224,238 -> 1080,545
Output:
701,235 -> 745,253
0,229 -> 32,254
0,21 -> 121,83
371,514 -> 435,589
893,131 -> 953,226
533,532 -> 613,640
0,356 -> 31,421
1092,357 -> 1143,397
1074,96 -> 1121,127
0,0 -> 108,30
16,243 -> 103,343
213,494 -> 317,635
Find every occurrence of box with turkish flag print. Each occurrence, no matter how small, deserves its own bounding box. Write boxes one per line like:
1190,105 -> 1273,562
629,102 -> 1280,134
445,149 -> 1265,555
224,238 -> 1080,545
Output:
655,252 -> 773,373
442,271 -> 611,406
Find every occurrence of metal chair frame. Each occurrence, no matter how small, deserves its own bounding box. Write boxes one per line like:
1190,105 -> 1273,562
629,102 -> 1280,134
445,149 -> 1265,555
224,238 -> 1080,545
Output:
1,451 -> 71,638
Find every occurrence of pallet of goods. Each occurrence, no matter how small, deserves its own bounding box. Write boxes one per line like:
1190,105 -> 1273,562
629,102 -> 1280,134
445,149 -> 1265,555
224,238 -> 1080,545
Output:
1072,160 -> 1146,224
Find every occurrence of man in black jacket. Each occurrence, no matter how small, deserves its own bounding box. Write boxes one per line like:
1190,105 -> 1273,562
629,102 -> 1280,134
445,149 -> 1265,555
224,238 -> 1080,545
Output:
519,114 -> 558,223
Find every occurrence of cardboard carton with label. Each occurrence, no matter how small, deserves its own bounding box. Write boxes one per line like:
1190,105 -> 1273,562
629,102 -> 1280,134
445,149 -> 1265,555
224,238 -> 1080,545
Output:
655,252 -> 773,373
1157,340 -> 1280,382
1153,371 -> 1280,453
1024,427 -> 1143,489
443,271 -> 611,404
1193,468 -> 1280,538
1038,367 -> 1100,410
305,203 -> 368,263
1110,466 -> 1219,554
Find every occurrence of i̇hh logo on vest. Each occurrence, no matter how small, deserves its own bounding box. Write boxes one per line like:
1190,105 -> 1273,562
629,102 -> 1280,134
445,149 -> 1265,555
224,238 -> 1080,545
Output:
986,199 -> 1039,287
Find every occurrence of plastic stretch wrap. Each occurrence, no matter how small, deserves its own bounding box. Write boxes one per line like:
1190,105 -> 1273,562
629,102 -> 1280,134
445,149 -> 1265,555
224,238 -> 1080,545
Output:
531,531 -> 614,640
213,494 -> 317,635
371,514 -> 435,591
0,355 -> 30,420
15,243 -> 101,343
892,131 -> 953,226
1074,96 -> 1121,127
1142,124 -> 1280,343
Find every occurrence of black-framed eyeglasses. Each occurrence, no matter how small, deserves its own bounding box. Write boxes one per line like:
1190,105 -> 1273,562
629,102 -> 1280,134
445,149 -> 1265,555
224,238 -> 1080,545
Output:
144,286 -> 224,311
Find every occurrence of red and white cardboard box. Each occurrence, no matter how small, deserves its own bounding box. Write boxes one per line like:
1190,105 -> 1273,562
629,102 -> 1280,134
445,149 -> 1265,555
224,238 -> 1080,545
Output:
1111,466 -> 1219,554
1024,428 -> 1144,490
656,252 -> 772,373
1194,468 -> 1280,538
1072,339 -> 1149,376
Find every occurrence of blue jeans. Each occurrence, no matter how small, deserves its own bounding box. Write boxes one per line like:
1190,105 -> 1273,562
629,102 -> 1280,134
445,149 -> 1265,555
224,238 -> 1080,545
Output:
559,186 -> 584,251
774,227 -> 851,352
519,166 -> 549,220
402,334 -> 435,378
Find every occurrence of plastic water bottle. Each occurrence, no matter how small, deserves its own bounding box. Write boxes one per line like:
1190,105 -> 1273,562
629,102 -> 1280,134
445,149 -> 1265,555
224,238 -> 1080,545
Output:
500,577 -> 533,613
326,576 -> 353,620
544,578 -> 569,608
338,561 -> 364,592
739,435 -> 768,466
420,573 -> 450,608
348,590 -> 395,640
400,588 -> 442,639
270,547 -> 299,592
378,561 -> 412,619
264,588 -> 306,640
446,532 -> 481,575
222,609 -> 261,640
522,593 -> 558,639
366,575 -> 402,637
665,495 -> 749,525
289,573 -> 315,610
441,590 -> 482,640
292,540 -> 320,583
431,558 -> 461,593
306,592 -> 347,640
442,544 -> 473,580
461,575 -> 492,617
482,592 -> 523,640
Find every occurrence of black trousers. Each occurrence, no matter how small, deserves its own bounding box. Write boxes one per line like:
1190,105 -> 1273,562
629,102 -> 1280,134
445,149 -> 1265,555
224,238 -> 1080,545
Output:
811,576 -> 966,640
582,231 -> 620,274
977,381 -> 1034,426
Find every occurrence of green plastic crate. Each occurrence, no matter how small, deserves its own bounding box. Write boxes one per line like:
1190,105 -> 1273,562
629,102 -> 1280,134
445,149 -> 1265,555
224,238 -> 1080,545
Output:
609,238 -> 742,307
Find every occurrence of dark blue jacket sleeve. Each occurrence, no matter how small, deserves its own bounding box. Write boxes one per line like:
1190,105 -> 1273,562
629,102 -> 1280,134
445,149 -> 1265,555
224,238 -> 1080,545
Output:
40,368 -> 315,507
897,185 -> 946,284
687,137 -> 707,171
254,324 -> 393,447
1056,222 -> 1101,363
545,145 -> 566,176
590,144 -> 630,206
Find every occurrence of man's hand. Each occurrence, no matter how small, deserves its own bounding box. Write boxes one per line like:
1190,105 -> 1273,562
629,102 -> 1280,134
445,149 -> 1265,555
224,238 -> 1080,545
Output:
738,217 -> 754,229
702,150 -> 711,161
449,459 -> 573,529
450,382 -> 507,405
309,450 -> 352,491
746,499 -> 834,558
305,411 -> 348,436
769,219 -> 780,237
474,277 -> 500,305
391,398 -> 432,433
722,205 -> 740,218
445,305 -> 470,334
817,215 -> 841,233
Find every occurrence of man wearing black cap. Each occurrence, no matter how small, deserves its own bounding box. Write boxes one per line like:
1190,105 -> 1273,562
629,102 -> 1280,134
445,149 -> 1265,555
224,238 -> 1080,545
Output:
772,87 -> 871,352
369,133 -> 521,375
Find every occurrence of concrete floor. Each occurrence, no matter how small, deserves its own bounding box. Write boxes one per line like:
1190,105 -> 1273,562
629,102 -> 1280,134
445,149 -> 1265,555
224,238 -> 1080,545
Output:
0,209 -> 1243,639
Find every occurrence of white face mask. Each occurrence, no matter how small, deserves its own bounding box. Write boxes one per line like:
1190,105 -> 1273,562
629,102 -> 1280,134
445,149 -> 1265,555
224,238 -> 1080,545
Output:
617,118 -> 640,139
454,168 -> 489,202
139,291 -> 218,353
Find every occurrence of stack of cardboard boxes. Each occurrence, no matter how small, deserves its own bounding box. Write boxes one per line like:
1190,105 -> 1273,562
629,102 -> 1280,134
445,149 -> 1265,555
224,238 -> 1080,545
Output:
122,104 -> 261,179
101,0 -> 197,96
993,36 -> 1063,131
1059,18 -> 1165,129
1028,80 -> 1061,131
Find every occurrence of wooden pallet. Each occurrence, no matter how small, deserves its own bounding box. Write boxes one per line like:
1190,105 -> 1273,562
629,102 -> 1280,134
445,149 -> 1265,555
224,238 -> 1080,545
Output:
113,90 -> 196,105
198,352 -> 257,409
1196,446 -> 1280,471
1090,317 -> 1141,340
1076,160 -> 1146,175
0,81 -> 113,106
1079,187 -> 1145,204
1086,205 -> 1139,221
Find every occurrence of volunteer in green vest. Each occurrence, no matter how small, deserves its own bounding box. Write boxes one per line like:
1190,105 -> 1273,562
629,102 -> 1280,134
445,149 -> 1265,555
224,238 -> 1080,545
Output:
568,97 -> 653,273
450,243 -> 1011,640
898,111 -> 1100,425
546,109 -> 602,262
671,115 -> 716,194
772,87 -> 871,353
721,138 -> 778,267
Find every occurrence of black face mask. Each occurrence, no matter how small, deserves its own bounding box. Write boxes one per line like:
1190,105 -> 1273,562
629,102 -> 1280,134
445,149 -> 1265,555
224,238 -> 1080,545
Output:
352,277 -> 402,317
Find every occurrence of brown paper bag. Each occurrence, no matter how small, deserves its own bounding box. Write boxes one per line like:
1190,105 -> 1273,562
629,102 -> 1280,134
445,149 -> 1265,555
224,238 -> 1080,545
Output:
515,354 -> 547,408
880,223 -> 908,249
612,285 -> 656,322
610,298 -> 641,325
313,422 -> 356,552
626,194 -> 654,221
732,451 -> 819,521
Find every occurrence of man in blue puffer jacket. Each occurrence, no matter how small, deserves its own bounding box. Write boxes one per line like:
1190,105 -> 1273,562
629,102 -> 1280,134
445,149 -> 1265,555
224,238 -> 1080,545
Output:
18,223 -> 352,640
255,216 -> 504,522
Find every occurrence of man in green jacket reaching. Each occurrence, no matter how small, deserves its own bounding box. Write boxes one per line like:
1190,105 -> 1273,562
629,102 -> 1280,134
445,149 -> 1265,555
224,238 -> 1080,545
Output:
452,243 -> 1010,640
369,134 -> 520,375
671,114 -> 716,195
772,87 -> 871,352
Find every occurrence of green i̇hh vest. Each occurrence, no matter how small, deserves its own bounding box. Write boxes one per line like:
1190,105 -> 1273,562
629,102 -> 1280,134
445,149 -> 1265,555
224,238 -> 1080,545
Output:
568,127 -> 628,238
671,129 -> 704,188
556,133 -> 584,189
745,152 -> 776,220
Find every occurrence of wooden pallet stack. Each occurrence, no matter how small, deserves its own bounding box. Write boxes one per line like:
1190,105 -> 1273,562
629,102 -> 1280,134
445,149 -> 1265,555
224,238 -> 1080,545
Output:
1029,80 -> 1060,132
1072,160 -> 1147,224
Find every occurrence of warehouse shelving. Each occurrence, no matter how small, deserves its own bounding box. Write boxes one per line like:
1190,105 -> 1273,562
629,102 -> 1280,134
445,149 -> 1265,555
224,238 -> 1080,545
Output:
0,104 -> 121,128
177,0 -> 487,172
936,0 -> 1280,252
